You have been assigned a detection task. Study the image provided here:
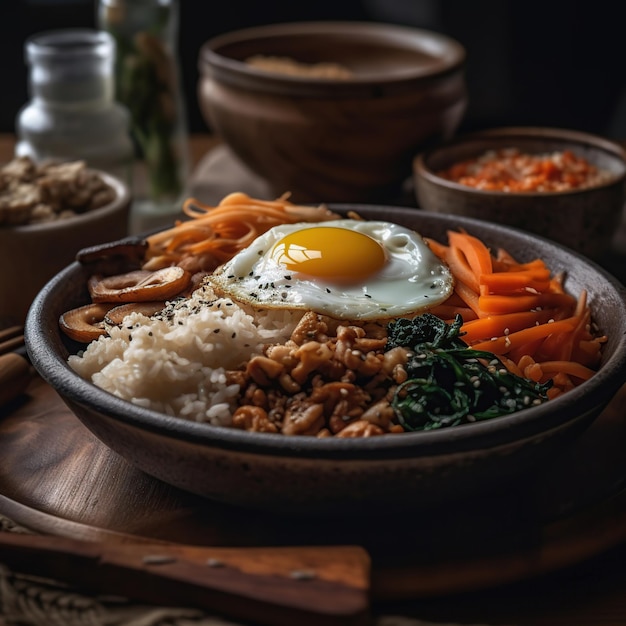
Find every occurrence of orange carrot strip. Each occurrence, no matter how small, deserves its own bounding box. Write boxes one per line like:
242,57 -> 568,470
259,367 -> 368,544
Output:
478,292 -> 576,315
454,280 -> 484,318
445,245 -> 480,293
479,270 -> 551,293
538,360 -> 596,382
424,237 -> 449,259
471,318 -> 577,355
461,310 -> 556,344
447,230 -> 493,295
508,337 -> 546,364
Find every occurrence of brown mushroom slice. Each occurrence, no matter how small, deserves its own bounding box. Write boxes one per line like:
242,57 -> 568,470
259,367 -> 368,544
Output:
88,267 -> 191,303
104,301 -> 166,326
76,236 -> 149,275
59,303 -> 114,343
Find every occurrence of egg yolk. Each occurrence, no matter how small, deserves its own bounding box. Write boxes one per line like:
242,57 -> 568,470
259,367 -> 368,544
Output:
271,226 -> 387,282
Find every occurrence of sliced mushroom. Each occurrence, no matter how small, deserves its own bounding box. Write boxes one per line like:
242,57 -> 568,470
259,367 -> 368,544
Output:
88,267 -> 191,303
59,303 -> 115,343
76,236 -> 149,275
104,301 -> 166,325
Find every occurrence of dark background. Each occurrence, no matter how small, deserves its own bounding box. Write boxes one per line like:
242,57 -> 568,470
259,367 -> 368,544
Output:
1,0 -> 625,140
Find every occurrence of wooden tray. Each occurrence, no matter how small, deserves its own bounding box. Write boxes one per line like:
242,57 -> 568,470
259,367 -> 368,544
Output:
1,376 -> 626,603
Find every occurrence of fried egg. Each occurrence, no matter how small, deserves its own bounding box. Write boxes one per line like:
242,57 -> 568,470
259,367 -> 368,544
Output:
209,219 -> 454,320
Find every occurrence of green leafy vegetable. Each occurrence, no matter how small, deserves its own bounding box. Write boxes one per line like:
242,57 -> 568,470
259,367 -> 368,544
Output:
386,313 -> 552,431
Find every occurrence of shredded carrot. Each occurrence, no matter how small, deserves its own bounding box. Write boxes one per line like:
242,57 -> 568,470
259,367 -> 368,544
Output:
471,318 -> 577,355
143,192 -> 341,269
446,229 -> 493,296
427,229 -> 604,396
460,310 -> 558,344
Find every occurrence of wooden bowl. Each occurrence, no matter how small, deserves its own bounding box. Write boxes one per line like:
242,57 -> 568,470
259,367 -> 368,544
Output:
24,207 -> 626,516
0,171 -> 131,328
198,21 -> 467,204
413,126 -> 626,260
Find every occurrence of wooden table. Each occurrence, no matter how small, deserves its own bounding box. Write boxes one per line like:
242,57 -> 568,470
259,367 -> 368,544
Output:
2,132 -> 626,625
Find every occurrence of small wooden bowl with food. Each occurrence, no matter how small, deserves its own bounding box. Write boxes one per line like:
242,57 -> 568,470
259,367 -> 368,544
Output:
25,192 -> 626,515
413,126 -> 626,260
0,156 -> 131,327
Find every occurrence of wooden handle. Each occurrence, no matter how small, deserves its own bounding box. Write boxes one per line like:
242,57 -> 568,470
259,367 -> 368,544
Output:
0,353 -> 31,406
0,533 -> 371,626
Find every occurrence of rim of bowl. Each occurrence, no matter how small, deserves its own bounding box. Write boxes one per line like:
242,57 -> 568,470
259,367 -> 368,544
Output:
4,170 -> 131,233
414,126 -> 626,197
25,208 -> 626,461
198,21 -> 466,97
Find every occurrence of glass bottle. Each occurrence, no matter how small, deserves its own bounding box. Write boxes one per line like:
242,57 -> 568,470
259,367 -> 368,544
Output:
15,29 -> 134,185
97,0 -> 190,230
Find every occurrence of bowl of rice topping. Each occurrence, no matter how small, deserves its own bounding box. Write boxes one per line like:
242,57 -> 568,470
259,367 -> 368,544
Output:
413,126 -> 626,260
0,156 -> 130,327
24,193 -> 626,514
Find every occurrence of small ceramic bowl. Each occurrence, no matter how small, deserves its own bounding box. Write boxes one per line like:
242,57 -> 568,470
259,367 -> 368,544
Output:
0,169 -> 130,328
413,126 -> 626,260
24,206 -> 626,516
198,21 -> 467,204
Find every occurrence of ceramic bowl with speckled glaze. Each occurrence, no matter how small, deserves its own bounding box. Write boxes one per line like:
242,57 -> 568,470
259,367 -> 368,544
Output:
24,206 -> 626,515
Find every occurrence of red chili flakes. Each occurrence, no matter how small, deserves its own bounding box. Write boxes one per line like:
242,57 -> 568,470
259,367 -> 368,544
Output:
436,148 -> 613,192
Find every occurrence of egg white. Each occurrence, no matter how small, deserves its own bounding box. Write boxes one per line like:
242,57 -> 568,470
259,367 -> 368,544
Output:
208,219 -> 454,321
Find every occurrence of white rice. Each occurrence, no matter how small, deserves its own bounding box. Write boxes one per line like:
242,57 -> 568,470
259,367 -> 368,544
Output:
69,282 -> 303,425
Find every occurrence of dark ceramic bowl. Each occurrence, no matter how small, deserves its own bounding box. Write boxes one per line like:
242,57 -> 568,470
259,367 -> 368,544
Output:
198,21 -> 467,204
413,126 -> 626,260
25,207 -> 626,515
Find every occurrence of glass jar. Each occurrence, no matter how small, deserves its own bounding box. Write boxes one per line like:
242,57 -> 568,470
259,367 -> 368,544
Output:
15,29 -> 134,185
97,0 -> 190,230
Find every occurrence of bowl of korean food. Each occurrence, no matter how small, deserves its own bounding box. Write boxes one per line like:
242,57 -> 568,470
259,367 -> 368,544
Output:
0,156 -> 130,327
413,126 -> 626,260
24,192 -> 626,514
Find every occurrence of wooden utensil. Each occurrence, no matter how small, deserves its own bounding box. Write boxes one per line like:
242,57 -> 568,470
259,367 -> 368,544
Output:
0,532 -> 371,626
